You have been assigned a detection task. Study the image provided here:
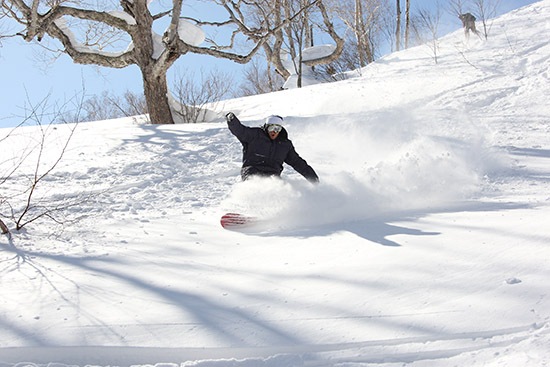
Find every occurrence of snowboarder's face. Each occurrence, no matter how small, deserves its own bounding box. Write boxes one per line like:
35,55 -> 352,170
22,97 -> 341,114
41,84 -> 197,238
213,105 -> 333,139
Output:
268,130 -> 280,140
267,124 -> 282,140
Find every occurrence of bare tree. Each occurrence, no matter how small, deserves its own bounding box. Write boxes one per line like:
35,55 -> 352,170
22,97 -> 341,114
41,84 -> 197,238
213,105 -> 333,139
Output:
416,5 -> 442,64
328,0 -> 388,68
354,0 -> 365,65
252,0 -> 344,86
395,0 -> 401,51
448,0 -> 467,16
61,90 -> 148,123
471,0 -> 501,40
312,40 -> 362,81
121,90 -> 148,117
171,68 -> 233,124
282,0 -> 311,87
0,92 -> 92,235
0,0 -> 330,124
404,0 -> 410,48
239,57 -> 285,96
80,91 -> 125,122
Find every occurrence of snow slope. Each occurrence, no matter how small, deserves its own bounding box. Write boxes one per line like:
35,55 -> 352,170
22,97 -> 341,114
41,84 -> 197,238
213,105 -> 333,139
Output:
1,1 -> 549,366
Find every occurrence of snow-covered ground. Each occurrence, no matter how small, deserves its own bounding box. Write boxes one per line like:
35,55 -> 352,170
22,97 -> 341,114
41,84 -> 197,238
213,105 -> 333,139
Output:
1,1 -> 549,366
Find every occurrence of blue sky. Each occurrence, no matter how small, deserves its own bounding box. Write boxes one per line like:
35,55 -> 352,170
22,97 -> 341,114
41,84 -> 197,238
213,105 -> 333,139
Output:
0,0 -> 538,128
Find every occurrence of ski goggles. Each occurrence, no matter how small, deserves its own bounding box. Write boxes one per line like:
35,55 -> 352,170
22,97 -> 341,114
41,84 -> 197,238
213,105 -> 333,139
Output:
266,124 -> 283,134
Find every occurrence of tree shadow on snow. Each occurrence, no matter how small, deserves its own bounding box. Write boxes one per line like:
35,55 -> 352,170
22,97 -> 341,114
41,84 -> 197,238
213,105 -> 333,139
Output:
0,241 -> 303,348
258,201 -> 532,247
504,145 -> 550,159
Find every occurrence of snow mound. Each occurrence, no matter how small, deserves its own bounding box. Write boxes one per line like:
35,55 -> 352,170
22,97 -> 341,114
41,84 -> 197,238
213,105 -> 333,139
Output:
301,44 -> 336,62
178,20 -> 205,46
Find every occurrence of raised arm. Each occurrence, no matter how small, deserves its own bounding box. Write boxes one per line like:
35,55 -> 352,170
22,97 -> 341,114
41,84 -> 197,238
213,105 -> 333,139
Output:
226,112 -> 255,144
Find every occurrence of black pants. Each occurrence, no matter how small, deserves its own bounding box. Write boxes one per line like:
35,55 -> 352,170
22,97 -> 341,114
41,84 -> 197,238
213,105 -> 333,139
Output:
241,166 -> 279,181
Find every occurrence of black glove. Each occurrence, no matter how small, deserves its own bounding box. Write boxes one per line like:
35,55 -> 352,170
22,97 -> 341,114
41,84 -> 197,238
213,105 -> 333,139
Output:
308,175 -> 320,184
226,112 -> 235,123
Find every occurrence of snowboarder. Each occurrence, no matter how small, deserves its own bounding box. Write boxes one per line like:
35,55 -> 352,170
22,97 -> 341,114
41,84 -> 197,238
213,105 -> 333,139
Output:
226,112 -> 319,183
459,13 -> 481,38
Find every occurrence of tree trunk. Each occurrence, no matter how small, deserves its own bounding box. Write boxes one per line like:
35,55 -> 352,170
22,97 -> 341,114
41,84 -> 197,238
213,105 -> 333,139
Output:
0,219 -> 8,235
405,0 -> 410,49
268,0 -> 291,80
130,0 -> 175,124
355,0 -> 365,67
396,0 -> 401,51
142,72 -> 174,124
365,37 -> 374,64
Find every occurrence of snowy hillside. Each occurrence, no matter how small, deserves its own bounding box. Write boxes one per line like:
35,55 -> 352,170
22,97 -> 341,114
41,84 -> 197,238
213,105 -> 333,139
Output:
1,1 -> 549,366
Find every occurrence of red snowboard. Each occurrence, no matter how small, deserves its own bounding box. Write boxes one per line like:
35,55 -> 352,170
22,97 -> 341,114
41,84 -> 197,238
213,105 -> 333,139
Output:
220,213 -> 256,229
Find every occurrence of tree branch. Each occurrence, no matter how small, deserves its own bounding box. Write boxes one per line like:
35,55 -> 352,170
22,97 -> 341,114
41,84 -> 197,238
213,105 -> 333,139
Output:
303,0 -> 344,66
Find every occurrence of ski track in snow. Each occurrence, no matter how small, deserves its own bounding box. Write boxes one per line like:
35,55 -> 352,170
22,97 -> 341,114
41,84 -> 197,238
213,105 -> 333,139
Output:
0,324 -> 547,366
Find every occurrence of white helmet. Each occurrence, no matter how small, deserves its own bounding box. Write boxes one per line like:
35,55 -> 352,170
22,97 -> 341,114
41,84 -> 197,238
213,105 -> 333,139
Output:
265,115 -> 284,125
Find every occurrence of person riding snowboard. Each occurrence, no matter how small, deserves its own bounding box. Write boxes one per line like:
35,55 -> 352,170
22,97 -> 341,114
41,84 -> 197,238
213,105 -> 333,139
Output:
226,112 -> 319,183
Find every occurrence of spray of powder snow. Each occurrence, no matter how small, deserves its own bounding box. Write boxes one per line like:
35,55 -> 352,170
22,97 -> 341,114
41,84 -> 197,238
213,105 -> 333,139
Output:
221,110 -> 507,229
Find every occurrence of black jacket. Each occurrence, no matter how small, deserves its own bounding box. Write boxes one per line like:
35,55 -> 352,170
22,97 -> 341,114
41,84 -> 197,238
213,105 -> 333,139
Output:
227,115 -> 319,182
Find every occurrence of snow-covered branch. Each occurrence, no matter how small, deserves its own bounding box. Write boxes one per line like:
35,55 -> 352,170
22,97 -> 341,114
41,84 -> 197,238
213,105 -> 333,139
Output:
2,0 -> 341,123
